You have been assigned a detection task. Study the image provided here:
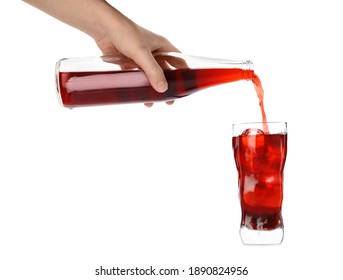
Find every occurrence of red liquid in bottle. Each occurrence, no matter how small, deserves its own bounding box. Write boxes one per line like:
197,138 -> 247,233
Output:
232,132 -> 287,230
57,68 -> 254,108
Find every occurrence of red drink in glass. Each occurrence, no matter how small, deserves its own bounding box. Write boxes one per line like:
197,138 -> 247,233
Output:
232,122 -> 287,244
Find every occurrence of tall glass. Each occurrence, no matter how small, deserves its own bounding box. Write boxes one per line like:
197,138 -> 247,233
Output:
232,122 -> 287,245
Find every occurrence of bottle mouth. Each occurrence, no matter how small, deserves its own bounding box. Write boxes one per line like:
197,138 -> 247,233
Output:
242,60 -> 254,80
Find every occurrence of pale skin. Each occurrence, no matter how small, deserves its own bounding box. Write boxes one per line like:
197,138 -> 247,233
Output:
22,0 -> 179,106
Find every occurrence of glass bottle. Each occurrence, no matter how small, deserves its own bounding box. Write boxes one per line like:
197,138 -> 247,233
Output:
55,52 -> 254,108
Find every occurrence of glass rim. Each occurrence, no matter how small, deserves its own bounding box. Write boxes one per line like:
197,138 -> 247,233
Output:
232,121 -> 287,136
232,121 -> 287,126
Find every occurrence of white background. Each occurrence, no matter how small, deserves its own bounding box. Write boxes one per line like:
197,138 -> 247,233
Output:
1,1 -> 342,279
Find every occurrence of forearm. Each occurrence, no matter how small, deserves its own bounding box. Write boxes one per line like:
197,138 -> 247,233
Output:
22,0 -> 123,40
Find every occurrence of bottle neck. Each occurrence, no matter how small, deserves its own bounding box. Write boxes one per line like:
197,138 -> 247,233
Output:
154,52 -> 254,80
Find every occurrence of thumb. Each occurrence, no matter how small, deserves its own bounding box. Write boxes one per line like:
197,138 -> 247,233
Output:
131,50 -> 168,93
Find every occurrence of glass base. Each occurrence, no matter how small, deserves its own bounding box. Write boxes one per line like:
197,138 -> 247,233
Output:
240,226 -> 284,245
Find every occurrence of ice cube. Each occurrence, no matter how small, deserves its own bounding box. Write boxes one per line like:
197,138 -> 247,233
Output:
242,128 -> 264,136
241,128 -> 265,150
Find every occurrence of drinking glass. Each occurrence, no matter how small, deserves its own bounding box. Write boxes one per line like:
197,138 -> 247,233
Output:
232,122 -> 287,245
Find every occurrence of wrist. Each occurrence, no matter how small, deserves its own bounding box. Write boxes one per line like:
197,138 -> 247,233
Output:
86,2 -> 128,42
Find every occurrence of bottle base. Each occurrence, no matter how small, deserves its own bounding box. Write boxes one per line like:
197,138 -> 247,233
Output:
240,226 -> 284,245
